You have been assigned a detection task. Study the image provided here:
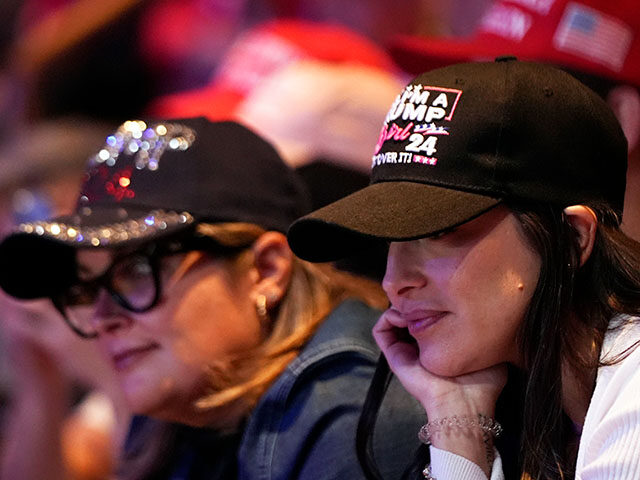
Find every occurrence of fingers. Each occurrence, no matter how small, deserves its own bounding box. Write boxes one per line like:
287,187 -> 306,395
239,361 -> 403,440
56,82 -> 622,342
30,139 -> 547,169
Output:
373,312 -> 419,370
373,313 -> 424,380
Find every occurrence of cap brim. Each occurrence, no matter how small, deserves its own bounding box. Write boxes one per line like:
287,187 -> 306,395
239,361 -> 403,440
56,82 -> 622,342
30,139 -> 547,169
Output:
287,181 -> 501,262
389,33 -> 640,88
145,85 -> 245,121
0,233 -> 76,299
0,205 -> 196,300
388,34 -> 513,75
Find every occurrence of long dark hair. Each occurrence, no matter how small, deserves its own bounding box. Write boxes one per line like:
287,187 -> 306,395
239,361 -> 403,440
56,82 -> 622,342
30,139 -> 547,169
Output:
516,202 -> 640,479
357,202 -> 640,480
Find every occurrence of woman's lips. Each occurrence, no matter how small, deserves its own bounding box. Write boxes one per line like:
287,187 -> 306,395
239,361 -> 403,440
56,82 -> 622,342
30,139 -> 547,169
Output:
385,307 -> 447,336
406,311 -> 447,336
111,345 -> 158,371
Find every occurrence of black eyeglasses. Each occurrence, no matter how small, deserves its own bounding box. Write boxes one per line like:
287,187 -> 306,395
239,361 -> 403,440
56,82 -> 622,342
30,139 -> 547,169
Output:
52,235 -> 251,338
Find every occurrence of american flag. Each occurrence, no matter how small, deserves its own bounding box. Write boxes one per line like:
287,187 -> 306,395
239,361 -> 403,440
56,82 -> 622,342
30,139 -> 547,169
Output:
553,2 -> 633,72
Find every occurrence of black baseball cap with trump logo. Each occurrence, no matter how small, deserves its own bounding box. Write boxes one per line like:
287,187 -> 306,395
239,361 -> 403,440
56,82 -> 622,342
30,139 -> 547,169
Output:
287,57 -> 627,262
0,117 -> 310,299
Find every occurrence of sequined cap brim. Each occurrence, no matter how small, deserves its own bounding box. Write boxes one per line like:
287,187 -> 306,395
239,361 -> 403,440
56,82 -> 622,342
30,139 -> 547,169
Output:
0,207 -> 196,300
17,209 -> 195,248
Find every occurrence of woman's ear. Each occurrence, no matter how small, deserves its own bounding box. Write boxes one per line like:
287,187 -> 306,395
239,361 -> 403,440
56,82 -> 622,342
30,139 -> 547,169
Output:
249,231 -> 293,308
564,206 -> 597,266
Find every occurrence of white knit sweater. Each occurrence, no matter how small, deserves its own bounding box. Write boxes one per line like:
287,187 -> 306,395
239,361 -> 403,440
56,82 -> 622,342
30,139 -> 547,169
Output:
428,320 -> 640,480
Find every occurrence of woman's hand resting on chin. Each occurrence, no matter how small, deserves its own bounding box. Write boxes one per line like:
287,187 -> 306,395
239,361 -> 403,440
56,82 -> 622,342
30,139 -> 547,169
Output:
373,309 -> 508,477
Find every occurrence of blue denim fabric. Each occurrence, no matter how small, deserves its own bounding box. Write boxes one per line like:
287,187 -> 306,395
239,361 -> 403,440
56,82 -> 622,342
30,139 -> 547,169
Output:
238,299 -> 425,480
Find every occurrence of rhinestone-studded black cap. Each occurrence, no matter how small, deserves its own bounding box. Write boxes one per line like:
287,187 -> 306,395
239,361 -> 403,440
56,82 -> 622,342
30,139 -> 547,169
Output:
0,117 -> 311,299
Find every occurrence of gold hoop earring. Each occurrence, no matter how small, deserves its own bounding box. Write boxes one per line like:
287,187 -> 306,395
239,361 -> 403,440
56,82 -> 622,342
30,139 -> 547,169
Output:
255,294 -> 268,320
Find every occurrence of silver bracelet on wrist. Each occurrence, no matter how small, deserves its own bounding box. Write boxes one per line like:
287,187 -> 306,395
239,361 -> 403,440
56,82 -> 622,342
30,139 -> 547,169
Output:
419,414 -> 502,479
418,413 -> 503,445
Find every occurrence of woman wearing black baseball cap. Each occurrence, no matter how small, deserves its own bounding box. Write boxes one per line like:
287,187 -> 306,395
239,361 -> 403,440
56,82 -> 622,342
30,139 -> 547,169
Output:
0,118 -> 424,479
288,58 -> 640,479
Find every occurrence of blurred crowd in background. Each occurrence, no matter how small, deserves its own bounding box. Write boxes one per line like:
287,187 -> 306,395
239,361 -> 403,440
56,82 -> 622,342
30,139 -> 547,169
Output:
0,0 -> 637,479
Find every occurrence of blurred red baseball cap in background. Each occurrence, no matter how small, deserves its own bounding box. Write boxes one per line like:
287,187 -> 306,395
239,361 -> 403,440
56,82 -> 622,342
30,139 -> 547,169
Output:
389,0 -> 640,87
146,19 -> 399,120
146,19 -> 404,172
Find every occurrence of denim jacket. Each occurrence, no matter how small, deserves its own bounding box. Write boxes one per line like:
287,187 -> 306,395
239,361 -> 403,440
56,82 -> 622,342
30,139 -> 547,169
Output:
238,298 -> 425,480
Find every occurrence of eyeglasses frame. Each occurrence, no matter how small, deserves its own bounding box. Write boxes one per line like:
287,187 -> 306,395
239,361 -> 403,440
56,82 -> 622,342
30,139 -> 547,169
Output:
50,232 -> 251,339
